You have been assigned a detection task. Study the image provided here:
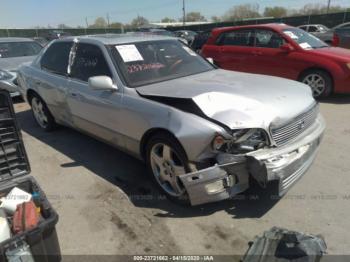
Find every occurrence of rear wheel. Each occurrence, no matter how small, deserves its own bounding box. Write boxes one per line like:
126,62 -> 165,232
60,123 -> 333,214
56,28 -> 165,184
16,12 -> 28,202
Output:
30,94 -> 57,131
300,70 -> 332,98
145,133 -> 190,204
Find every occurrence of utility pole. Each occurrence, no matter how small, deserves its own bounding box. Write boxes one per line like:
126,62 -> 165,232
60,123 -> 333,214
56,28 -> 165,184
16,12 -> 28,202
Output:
326,0 -> 331,14
85,17 -> 89,35
106,13 -> 110,28
182,0 -> 186,27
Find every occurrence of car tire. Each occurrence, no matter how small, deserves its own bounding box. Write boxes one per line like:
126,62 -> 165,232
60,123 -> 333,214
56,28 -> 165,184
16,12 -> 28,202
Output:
29,94 -> 57,131
145,133 -> 191,205
299,70 -> 332,98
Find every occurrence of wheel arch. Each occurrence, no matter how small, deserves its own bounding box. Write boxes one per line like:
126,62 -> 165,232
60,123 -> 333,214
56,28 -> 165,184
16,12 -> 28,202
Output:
298,67 -> 335,94
139,128 -> 188,161
298,67 -> 334,86
26,89 -> 40,104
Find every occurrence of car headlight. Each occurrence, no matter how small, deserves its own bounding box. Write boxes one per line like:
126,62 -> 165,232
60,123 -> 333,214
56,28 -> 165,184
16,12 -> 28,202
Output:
0,70 -> 13,81
212,129 -> 268,153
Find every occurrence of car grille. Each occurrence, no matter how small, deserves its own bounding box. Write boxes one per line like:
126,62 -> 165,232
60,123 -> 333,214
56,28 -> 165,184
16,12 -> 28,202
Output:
271,104 -> 318,146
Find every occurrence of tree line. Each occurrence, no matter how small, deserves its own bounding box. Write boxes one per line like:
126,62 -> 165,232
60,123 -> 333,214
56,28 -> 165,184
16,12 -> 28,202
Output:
48,3 -> 350,29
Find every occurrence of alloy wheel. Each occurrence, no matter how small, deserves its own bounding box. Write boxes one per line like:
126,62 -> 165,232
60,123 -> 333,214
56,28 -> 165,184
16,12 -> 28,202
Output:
302,74 -> 326,97
31,97 -> 48,128
150,143 -> 186,197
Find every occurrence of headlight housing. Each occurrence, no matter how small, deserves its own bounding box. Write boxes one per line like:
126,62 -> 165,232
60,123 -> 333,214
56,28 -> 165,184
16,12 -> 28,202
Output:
0,70 -> 13,81
212,128 -> 268,153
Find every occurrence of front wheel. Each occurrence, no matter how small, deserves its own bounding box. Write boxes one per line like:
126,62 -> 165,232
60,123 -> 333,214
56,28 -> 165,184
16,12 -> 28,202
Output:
300,70 -> 332,98
146,133 -> 190,204
30,94 -> 57,131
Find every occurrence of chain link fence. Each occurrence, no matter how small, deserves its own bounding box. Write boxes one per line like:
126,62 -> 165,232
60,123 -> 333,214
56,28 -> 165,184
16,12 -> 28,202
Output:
0,11 -> 349,38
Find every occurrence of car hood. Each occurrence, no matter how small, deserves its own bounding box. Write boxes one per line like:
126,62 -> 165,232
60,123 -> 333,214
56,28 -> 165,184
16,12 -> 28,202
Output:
307,47 -> 350,61
137,69 -> 315,129
0,56 -> 36,71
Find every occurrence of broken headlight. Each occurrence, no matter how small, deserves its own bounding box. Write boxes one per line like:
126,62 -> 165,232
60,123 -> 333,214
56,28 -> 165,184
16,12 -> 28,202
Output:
212,129 -> 268,153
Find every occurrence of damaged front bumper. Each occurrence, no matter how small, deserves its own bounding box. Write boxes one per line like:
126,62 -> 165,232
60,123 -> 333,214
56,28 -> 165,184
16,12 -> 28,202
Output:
179,114 -> 325,206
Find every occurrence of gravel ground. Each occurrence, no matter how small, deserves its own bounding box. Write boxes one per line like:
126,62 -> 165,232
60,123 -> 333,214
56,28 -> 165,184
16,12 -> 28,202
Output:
12,95 -> 350,258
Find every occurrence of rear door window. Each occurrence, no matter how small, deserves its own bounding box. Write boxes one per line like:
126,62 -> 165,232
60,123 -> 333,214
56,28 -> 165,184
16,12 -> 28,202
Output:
308,26 -> 318,32
40,42 -> 73,76
70,43 -> 112,82
216,29 -> 255,47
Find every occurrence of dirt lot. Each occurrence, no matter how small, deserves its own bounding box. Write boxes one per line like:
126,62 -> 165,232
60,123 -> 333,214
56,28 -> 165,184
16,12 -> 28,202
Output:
13,95 -> 350,257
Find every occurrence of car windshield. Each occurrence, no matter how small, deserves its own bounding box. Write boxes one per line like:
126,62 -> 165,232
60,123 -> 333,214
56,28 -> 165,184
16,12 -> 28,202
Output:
0,41 -> 42,58
283,28 -> 328,49
110,40 -> 215,87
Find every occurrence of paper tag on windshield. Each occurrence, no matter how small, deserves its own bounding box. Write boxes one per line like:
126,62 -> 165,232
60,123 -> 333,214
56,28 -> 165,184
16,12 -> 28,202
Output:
183,46 -> 197,56
299,42 -> 312,50
284,31 -> 298,39
116,45 -> 143,62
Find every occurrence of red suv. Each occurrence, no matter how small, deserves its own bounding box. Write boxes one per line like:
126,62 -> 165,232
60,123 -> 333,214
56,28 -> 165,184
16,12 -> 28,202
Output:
202,23 -> 350,97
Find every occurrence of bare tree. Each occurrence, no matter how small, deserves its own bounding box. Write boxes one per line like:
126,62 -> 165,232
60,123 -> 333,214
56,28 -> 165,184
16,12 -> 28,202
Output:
184,12 -> 207,22
211,16 -> 221,23
161,17 -> 176,23
223,4 -> 261,21
264,6 -> 287,18
130,15 -> 149,28
89,17 -> 107,28
300,4 -> 346,15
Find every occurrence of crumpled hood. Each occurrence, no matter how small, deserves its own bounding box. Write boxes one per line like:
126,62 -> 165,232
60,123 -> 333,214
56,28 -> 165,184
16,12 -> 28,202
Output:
0,56 -> 36,71
137,69 -> 315,129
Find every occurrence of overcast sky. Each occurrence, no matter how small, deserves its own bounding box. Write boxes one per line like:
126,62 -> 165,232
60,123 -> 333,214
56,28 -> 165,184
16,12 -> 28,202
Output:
0,0 -> 349,28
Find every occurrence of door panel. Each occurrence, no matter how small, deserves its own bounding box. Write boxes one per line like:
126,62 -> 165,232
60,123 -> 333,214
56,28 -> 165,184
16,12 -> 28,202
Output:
35,41 -> 74,125
66,42 -> 125,148
211,29 -> 256,72
250,29 -> 304,80
67,79 -> 125,148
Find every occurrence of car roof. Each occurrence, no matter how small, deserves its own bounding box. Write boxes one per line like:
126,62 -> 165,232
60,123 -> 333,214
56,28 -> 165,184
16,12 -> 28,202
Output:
0,37 -> 35,43
54,33 -> 178,45
212,23 -> 293,33
298,24 -> 324,27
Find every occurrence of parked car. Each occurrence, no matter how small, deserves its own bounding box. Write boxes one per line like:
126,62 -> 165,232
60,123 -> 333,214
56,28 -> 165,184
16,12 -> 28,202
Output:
134,29 -> 188,44
0,37 -> 43,97
46,30 -> 72,41
332,22 -> 350,49
33,37 -> 49,47
17,35 -> 325,205
174,30 -> 198,45
299,22 -> 350,48
202,23 -> 350,97
298,24 -> 329,34
190,30 -> 211,52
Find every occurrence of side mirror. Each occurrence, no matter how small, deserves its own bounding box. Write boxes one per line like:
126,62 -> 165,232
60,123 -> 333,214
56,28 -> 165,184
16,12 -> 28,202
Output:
88,76 -> 117,91
280,43 -> 294,52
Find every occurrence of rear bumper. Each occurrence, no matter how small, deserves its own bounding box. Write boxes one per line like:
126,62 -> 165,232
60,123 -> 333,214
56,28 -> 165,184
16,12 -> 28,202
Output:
180,114 -> 325,206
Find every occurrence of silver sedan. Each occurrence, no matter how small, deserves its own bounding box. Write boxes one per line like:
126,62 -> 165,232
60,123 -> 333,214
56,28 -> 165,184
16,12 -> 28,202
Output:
17,35 -> 325,205
0,37 -> 42,97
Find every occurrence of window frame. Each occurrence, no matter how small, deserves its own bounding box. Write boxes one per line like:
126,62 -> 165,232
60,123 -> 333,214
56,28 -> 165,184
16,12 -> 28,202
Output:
215,29 -> 255,47
69,42 -> 114,84
40,41 -> 74,77
254,28 -> 286,49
